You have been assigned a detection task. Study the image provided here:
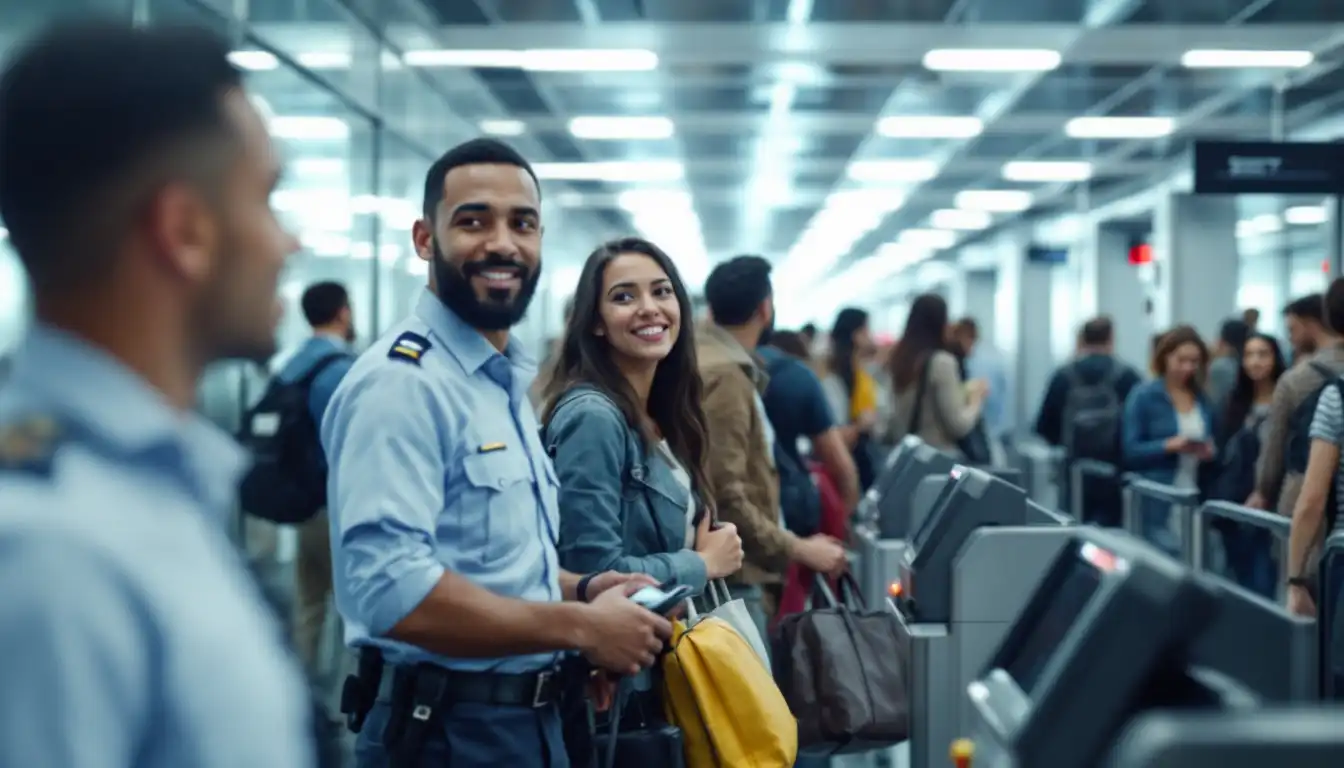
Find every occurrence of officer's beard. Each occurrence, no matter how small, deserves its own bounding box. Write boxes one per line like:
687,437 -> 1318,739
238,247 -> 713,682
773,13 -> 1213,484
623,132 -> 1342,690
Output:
757,312 -> 775,348
431,238 -> 541,331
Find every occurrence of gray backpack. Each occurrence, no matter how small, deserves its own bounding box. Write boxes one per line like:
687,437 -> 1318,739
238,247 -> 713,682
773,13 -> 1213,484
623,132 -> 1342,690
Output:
1062,362 -> 1123,460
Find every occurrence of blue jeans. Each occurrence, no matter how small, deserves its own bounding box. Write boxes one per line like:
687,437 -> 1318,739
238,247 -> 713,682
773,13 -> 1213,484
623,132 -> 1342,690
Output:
1221,528 -> 1277,600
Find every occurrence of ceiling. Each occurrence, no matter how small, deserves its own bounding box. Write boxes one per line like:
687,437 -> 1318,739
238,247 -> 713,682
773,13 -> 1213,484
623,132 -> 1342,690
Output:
9,0 -> 1344,296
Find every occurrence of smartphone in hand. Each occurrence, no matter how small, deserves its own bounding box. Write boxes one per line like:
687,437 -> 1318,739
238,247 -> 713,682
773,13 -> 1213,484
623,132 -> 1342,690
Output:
629,584 -> 694,616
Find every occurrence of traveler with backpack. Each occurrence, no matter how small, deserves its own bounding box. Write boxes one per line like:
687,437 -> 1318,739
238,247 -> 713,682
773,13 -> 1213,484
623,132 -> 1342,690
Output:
1121,326 -> 1218,556
1248,292 -> 1344,518
1286,279 -> 1344,618
244,281 -> 355,675
1034,316 -> 1141,526
1210,333 -> 1286,599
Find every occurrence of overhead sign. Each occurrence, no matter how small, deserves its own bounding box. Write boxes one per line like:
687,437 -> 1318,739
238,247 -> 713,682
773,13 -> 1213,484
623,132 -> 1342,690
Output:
1193,140 -> 1344,195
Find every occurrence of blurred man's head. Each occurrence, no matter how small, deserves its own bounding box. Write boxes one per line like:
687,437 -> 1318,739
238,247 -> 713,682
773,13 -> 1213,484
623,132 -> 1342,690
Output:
1242,307 -> 1261,331
952,317 -> 979,355
1284,293 -> 1328,358
0,21 -> 298,369
1078,316 -> 1115,354
301,281 -> 354,343
704,255 -> 774,346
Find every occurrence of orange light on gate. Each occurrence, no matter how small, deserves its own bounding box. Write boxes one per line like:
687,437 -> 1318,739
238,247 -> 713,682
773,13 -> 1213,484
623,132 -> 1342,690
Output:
888,580 -> 904,598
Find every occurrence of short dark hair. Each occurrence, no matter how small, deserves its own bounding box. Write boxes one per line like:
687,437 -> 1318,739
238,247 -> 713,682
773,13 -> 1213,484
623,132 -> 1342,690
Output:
955,317 -> 979,340
800,323 -> 818,338
1284,293 -> 1325,324
301,281 -> 350,327
1080,316 -> 1113,346
1326,278 -> 1344,334
704,255 -> 773,327
1218,318 -> 1250,351
0,21 -> 242,293
421,138 -> 540,219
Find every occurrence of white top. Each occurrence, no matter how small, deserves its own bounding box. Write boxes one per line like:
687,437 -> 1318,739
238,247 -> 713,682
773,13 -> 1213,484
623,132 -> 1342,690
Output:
658,440 -> 696,547
1173,407 -> 1207,490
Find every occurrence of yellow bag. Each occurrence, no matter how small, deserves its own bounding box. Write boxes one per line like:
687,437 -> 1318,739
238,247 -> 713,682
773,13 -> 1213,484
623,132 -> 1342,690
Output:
661,616 -> 798,768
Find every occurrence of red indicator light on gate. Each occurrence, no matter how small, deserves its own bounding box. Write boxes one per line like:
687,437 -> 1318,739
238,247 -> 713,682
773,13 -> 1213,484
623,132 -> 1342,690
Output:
1128,243 -> 1152,265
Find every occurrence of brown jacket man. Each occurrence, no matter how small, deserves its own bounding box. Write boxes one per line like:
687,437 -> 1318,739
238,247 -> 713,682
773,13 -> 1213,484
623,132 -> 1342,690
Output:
697,322 -> 795,585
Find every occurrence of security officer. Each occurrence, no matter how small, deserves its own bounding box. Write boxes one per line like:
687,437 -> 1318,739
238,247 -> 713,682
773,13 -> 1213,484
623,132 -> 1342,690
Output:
322,138 -> 672,767
0,21 -> 317,768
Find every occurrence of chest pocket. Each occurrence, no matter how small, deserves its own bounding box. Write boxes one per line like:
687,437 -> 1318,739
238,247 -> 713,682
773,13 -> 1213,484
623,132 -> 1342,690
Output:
461,451 -> 538,563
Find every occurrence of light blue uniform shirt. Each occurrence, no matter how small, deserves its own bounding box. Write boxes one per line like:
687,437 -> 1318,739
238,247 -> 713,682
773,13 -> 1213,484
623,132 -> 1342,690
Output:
0,324 -> 315,768
967,345 -> 1013,439
322,289 -> 562,673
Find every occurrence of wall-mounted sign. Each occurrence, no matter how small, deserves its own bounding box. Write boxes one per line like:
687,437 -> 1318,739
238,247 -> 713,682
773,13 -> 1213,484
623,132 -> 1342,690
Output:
1193,140 -> 1344,195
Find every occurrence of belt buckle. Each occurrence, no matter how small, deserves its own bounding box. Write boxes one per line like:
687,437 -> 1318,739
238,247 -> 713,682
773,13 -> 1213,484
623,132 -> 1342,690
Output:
531,670 -> 553,709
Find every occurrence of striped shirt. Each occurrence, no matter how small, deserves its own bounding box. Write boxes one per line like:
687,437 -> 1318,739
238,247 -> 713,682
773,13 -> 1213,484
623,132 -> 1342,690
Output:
1308,377 -> 1344,524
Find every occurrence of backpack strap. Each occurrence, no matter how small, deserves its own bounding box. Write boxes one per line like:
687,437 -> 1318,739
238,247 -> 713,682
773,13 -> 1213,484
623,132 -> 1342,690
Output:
295,352 -> 351,390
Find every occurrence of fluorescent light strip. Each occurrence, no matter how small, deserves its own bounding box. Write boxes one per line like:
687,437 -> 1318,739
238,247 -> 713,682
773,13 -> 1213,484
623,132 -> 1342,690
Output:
618,189 -> 693,212
532,161 -> 684,183
931,209 -> 992,231
1285,205 -> 1328,225
401,48 -> 657,72
479,119 -> 526,137
1002,160 -> 1093,183
1181,49 -> 1314,69
270,116 -> 350,141
1065,116 -> 1175,139
899,228 -> 958,249
846,160 -> 940,183
229,50 -> 279,71
568,116 -> 674,141
955,189 -> 1033,213
876,116 -> 983,139
923,48 -> 1061,73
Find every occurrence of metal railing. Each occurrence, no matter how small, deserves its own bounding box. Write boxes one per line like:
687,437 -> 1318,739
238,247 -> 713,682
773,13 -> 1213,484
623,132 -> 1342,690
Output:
1190,501 -> 1291,577
1320,532 -> 1344,699
1070,459 -> 1120,522
1122,475 -> 1200,564
1015,440 -> 1065,510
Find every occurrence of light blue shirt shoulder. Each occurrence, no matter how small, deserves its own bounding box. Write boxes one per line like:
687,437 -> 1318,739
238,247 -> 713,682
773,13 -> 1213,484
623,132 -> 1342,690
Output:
0,325 -> 315,768
322,290 -> 562,673
279,334 -> 353,424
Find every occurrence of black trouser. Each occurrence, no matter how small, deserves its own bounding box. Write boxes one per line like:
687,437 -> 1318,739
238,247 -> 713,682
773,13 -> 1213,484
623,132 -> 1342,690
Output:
356,700 -> 568,768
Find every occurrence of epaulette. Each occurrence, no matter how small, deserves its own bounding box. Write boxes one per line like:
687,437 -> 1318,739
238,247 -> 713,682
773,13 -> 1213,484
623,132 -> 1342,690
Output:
388,331 -> 432,366
0,414 -> 66,476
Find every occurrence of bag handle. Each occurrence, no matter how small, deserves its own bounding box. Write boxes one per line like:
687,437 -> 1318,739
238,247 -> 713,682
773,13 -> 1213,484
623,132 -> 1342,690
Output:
600,677 -> 631,768
685,578 -> 732,622
810,572 -> 867,611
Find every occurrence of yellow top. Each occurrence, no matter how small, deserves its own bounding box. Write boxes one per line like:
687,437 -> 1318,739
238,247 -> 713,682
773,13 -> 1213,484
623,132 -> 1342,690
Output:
850,367 -> 879,420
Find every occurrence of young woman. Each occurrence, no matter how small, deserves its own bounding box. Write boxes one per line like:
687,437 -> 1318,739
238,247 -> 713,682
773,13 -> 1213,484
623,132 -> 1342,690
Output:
1122,325 -> 1218,555
1214,333 -> 1286,597
541,237 -> 743,596
886,293 -> 986,454
823,308 -> 882,489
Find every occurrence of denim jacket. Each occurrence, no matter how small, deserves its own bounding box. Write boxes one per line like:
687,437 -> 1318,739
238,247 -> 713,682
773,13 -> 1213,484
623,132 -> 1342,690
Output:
1121,378 -> 1219,488
543,385 -> 708,594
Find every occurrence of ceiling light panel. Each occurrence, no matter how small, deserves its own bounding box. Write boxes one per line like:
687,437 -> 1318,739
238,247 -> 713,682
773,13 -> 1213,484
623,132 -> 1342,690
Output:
1285,205 -> 1328,225
270,116 -> 350,141
931,209 -> 992,230
1181,49 -> 1314,69
1065,116 -> 1176,139
876,116 -> 984,139
617,189 -> 693,212
400,48 -> 658,72
955,190 -> 1033,212
229,50 -> 279,71
1002,161 -> 1093,183
532,161 -> 684,183
922,48 -> 1062,73
846,160 -> 940,183
479,119 -> 526,136
899,229 -> 958,249
568,116 -> 675,140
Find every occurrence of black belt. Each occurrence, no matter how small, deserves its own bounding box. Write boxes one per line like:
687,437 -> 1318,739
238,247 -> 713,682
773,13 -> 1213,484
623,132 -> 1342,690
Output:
378,663 -> 563,709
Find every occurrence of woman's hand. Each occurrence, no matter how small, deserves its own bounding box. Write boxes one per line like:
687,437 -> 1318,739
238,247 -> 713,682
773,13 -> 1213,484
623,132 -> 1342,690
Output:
1164,435 -> 1191,454
694,514 -> 744,579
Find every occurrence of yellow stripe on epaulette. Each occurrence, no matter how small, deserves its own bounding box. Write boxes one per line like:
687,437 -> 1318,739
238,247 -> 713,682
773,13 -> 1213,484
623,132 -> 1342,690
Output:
387,331 -> 433,366
0,414 -> 65,475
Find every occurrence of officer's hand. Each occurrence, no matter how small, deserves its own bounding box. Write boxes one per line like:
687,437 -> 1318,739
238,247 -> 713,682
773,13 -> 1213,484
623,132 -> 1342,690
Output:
579,582 -> 673,676
584,570 -> 658,601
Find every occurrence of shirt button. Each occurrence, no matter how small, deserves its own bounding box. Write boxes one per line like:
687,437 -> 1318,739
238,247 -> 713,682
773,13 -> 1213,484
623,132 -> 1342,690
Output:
632,466 -> 645,481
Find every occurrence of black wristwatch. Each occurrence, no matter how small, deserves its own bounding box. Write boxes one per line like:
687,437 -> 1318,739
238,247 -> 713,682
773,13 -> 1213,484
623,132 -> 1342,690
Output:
1287,575 -> 1312,589
576,573 -> 597,603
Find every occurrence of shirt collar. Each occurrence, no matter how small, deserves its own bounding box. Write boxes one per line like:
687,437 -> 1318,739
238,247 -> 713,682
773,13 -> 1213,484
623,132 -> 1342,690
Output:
412,289 -> 535,376
9,324 -> 248,507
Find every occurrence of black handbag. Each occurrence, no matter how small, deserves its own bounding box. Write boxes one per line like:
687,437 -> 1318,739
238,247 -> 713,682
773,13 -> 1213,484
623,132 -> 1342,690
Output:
592,682 -> 685,768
